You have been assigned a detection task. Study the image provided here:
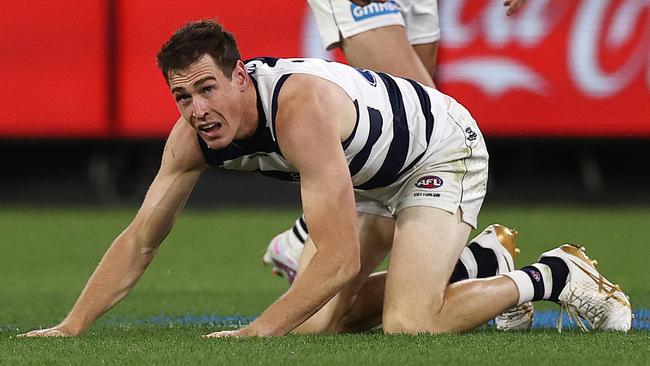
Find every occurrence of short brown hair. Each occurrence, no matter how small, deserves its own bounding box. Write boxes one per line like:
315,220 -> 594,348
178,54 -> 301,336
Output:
157,19 -> 241,81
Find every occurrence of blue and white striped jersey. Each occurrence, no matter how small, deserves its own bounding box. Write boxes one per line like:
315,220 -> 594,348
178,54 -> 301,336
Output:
197,57 -> 459,202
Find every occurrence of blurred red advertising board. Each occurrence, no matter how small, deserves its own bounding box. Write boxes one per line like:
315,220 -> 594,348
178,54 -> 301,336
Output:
0,1 -> 108,138
0,0 -> 648,139
435,0 -> 650,137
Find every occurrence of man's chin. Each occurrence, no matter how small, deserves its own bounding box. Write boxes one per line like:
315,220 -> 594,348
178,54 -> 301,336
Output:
201,136 -> 231,150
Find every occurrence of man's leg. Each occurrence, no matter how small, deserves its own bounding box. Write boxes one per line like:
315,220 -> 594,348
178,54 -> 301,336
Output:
383,207 -> 520,334
337,222 -> 536,332
293,207 -> 479,334
412,42 -> 438,80
341,25 -> 435,87
288,208 -> 631,334
265,221 -> 532,332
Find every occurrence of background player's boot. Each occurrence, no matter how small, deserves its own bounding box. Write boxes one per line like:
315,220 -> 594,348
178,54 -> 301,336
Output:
540,244 -> 632,332
262,229 -> 303,284
470,224 -> 535,330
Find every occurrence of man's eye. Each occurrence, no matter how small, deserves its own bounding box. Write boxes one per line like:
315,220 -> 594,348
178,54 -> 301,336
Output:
202,86 -> 215,94
175,94 -> 191,103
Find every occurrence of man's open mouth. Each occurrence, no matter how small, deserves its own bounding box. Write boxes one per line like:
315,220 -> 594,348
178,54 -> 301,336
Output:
198,122 -> 221,133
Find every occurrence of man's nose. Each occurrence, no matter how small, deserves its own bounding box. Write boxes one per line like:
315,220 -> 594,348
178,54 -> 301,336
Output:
192,97 -> 209,119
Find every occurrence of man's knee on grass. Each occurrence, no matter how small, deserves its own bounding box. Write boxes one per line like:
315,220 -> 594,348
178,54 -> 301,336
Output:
382,292 -> 458,335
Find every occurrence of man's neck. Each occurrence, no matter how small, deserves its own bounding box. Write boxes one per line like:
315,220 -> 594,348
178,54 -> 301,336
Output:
238,78 -> 260,139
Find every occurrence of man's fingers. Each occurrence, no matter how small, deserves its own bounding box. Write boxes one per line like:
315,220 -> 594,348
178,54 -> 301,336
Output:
203,330 -> 240,338
17,330 -> 44,337
17,328 -> 67,337
43,329 -> 66,337
203,331 -> 223,338
505,0 -> 527,16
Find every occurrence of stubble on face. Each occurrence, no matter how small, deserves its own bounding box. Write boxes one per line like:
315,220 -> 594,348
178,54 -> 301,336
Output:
168,55 -> 239,150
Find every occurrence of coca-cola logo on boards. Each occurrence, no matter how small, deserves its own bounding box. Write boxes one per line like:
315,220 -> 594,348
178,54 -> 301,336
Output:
437,0 -> 650,98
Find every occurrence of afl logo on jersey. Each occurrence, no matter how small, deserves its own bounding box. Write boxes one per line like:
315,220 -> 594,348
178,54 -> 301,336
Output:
415,176 -> 443,189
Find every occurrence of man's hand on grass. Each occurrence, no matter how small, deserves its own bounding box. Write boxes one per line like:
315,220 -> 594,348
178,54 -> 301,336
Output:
18,324 -> 76,337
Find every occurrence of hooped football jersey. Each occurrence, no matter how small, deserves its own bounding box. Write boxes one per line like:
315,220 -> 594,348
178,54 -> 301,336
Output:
198,57 -> 454,199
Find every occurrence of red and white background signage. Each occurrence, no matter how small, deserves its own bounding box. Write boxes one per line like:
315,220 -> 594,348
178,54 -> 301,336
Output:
435,0 -> 650,137
0,0 -> 648,138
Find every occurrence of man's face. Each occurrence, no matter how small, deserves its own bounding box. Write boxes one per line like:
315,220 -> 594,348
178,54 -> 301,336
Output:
168,54 -> 244,150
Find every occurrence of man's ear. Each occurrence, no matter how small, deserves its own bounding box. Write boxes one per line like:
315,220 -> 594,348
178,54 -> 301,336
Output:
232,60 -> 248,92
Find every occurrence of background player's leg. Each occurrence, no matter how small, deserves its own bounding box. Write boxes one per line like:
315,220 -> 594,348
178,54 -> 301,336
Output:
293,213 -> 394,334
383,207 -> 519,334
412,41 -> 438,79
340,25 -> 435,87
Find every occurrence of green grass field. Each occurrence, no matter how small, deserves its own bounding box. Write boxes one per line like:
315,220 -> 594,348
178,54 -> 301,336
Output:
1,205 -> 649,365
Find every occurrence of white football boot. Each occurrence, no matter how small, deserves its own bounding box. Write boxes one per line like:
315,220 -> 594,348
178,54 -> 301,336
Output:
470,224 -> 535,331
539,244 -> 632,332
262,228 -> 304,284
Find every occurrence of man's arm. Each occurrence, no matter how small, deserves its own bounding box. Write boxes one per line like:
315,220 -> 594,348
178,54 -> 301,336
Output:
19,119 -> 205,337
207,75 -> 361,337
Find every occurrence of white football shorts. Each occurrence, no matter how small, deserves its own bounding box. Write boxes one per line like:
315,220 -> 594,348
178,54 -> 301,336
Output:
355,96 -> 489,229
307,0 -> 441,50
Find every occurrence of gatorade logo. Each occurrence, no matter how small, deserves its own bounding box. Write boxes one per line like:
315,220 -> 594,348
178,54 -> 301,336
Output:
351,0 -> 401,21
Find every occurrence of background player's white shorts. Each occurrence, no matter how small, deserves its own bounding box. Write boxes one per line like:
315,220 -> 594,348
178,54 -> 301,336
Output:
355,98 -> 489,229
307,0 -> 441,50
